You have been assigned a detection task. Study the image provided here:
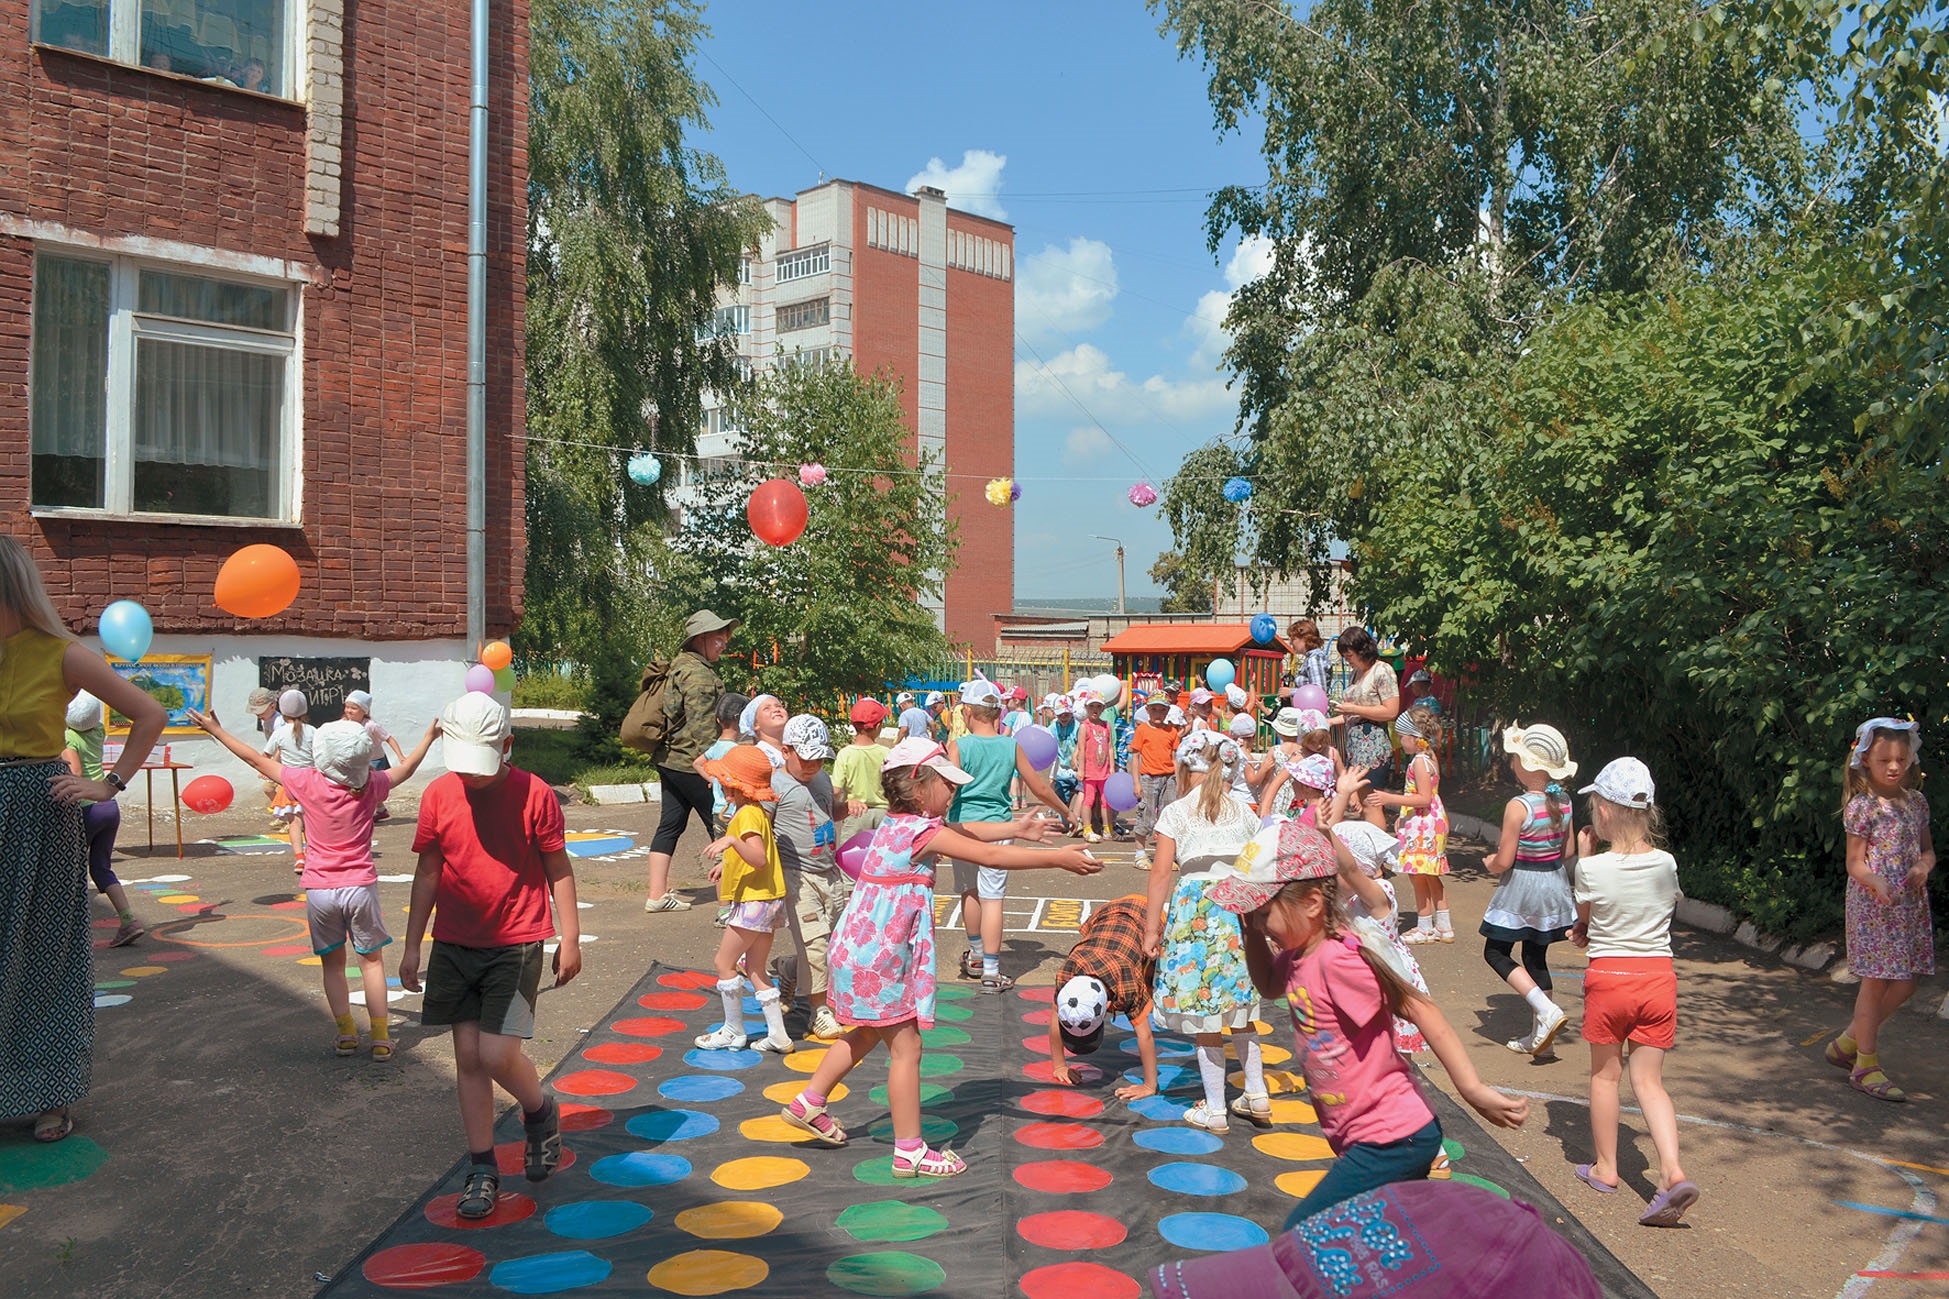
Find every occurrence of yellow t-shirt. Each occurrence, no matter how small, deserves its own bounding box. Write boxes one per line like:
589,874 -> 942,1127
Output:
720,802 -> 785,903
832,742 -> 888,809
0,628 -> 71,759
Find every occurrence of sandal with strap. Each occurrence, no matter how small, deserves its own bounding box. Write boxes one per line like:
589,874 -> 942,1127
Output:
371,1039 -> 394,1063
892,1144 -> 967,1179
1824,1037 -> 1857,1070
1401,929 -> 1441,945
334,1032 -> 360,1057
780,1096 -> 849,1147
34,1107 -> 73,1143
1850,1065 -> 1907,1102
456,1167 -> 501,1220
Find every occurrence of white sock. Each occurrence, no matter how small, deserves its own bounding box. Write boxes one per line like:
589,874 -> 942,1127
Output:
983,954 -> 1001,980
1416,914 -> 1436,932
967,935 -> 984,960
1237,1029 -> 1266,1097
757,987 -> 787,1041
1435,909 -> 1451,931
716,977 -> 744,1035
1195,1042 -> 1227,1113
1523,986 -> 1555,1016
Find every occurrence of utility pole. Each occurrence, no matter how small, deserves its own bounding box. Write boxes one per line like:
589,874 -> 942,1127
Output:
1092,535 -> 1126,615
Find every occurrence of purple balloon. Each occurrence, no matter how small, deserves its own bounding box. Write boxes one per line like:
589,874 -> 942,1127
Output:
464,663 -> 496,694
836,830 -> 874,881
1015,723 -> 1058,770
1104,771 -> 1142,812
1292,684 -> 1330,713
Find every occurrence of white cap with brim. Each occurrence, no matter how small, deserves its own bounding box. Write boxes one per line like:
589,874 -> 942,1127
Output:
312,720 -> 377,789
960,680 -> 1002,708
1210,819 -> 1338,914
442,692 -> 512,777
66,691 -> 103,732
1578,756 -> 1656,808
881,737 -> 972,785
345,689 -> 373,712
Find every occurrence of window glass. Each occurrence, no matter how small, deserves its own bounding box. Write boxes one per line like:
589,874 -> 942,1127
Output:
140,270 -> 286,330
137,0 -> 286,93
33,0 -> 109,55
30,257 -> 112,509
133,339 -> 284,518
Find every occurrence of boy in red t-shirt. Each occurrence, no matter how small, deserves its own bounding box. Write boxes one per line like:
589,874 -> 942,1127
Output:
1130,697 -> 1180,854
400,693 -> 582,1221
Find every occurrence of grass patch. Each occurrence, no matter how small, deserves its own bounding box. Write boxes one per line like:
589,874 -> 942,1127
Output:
512,725 -> 656,796
512,672 -> 589,712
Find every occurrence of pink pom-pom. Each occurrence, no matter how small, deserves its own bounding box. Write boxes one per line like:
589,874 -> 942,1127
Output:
1128,481 -> 1158,507
797,462 -> 827,487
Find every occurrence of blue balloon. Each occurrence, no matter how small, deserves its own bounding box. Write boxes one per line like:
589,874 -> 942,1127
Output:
1222,476 -> 1253,502
1251,613 -> 1277,645
1205,658 -> 1236,691
99,600 -> 153,663
627,452 -> 662,486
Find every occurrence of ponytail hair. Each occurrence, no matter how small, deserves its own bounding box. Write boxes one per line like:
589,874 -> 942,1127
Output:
1267,877 -> 1418,1018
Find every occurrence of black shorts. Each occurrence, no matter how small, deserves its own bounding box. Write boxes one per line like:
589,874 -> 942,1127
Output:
653,767 -> 715,856
421,941 -> 545,1038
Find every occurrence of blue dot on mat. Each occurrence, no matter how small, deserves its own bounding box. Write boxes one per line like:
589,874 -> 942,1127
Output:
1136,1128 -> 1224,1156
1158,1212 -> 1269,1252
1149,1162 -> 1248,1196
488,1249 -> 613,1294
1111,1013 -> 1133,1031
658,1075 -> 745,1102
1127,1064 -> 1200,1093
588,1151 -> 693,1189
93,994 -> 132,1008
703,1020 -> 771,1038
1129,1096 -> 1188,1123
386,977 -> 402,988
1122,1037 -> 1195,1058
625,1109 -> 720,1142
742,995 -> 764,1013
545,1200 -> 654,1240
682,1048 -> 762,1071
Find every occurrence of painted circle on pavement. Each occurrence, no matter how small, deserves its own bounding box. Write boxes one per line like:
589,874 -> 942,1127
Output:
659,1076 -> 745,1103
916,1054 -> 963,1078
362,1242 -> 486,1288
1018,1210 -> 1127,1250
836,1200 -> 950,1243
738,1116 -> 821,1144
658,970 -> 720,990
1022,1008 -> 1054,1026
869,1082 -> 953,1108
625,1110 -> 720,1142
1016,986 -> 1054,1003
647,1249 -> 770,1295
545,1200 -> 654,1240
674,1201 -> 784,1240
919,1025 -> 970,1047
93,994 -> 131,1008
763,1079 -> 848,1105
1453,1173 -> 1511,1199
1134,1128 -> 1223,1156
1019,1090 -> 1104,1119
1148,1162 -> 1248,1196
588,1152 -> 692,1188
1233,1068 -> 1305,1094
584,1043 -> 663,1065
1274,1170 -> 1328,1199
120,965 -> 167,977
553,1069 -> 638,1097
1013,1159 -> 1114,1194
1157,1212 -> 1269,1252
1267,1098 -> 1318,1125
1015,1121 -> 1103,1151
1022,1034 -> 1052,1055
640,991 -> 711,1011
932,1002 -> 974,1023
559,1104 -> 615,1131
489,1249 -> 612,1293
1127,1096 -> 1189,1122
933,984 -> 974,1000
425,1191 -> 537,1230
783,1047 -> 828,1074
1019,1262 -> 1142,1299
868,1116 -> 957,1145
1252,1133 -> 1336,1162
682,1048 -> 762,1072
1023,1058 -> 1101,1085
0,1136 -> 109,1192
615,1016 -> 689,1037
711,1156 -> 809,1191
826,1251 -> 947,1296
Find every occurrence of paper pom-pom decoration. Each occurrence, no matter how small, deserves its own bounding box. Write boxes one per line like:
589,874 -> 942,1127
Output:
985,477 -> 1017,507
1128,481 -> 1158,507
627,452 -> 662,486
1222,476 -> 1253,502
798,462 -> 827,487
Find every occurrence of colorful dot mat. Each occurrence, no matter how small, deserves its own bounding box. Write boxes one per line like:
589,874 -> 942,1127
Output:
321,965 -> 1650,1296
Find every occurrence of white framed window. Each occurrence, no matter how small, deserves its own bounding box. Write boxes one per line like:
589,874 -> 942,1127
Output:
31,0 -> 296,99
775,243 -> 830,284
697,304 -> 749,342
776,297 -> 830,333
30,250 -> 301,523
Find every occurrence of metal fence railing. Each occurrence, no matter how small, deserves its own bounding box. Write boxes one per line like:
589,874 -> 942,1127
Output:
903,650 -> 1114,703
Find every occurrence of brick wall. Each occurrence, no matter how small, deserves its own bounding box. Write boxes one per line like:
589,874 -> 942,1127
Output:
0,0 -> 527,640
942,208 -> 1014,649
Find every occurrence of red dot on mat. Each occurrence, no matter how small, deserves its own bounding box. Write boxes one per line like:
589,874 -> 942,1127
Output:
1020,1090 -> 1105,1119
583,1042 -> 662,1065
1023,1008 -> 1054,1027
552,1069 -> 637,1096
262,943 -> 313,957
1024,1059 -> 1101,1086
362,1242 -> 486,1288
424,1190 -> 537,1230
92,918 -> 118,929
270,900 -> 308,911
1021,1034 -> 1054,1056
1018,1210 -> 1128,1251
1020,1261 -> 1142,1299
145,951 -> 195,962
638,991 -> 710,1011
658,970 -> 719,990
494,1141 -> 578,1177
175,903 -> 215,914
1015,1160 -> 1115,1194
1015,1121 -> 1104,1151
1018,986 -> 1055,1004
612,1016 -> 687,1038
558,1103 -> 614,1131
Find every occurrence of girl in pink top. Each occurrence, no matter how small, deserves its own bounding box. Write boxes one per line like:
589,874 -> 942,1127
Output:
1213,813 -> 1528,1226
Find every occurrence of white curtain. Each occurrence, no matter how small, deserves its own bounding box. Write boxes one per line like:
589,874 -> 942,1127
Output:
133,338 -> 282,472
29,257 -> 109,458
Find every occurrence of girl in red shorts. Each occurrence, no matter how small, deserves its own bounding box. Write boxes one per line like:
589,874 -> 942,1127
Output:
1566,757 -> 1698,1227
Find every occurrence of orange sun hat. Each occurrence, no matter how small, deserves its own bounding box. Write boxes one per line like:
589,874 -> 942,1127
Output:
695,744 -> 777,803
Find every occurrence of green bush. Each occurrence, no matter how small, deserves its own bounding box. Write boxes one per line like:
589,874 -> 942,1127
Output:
512,671 -> 588,712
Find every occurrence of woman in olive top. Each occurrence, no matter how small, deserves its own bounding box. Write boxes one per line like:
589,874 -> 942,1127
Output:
645,610 -> 737,913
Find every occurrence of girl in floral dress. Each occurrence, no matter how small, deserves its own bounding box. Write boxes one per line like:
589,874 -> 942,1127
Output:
781,738 -> 1099,1176
1144,731 -> 1269,1134
1370,705 -> 1451,944
1333,806 -> 1432,1055
1825,718 -> 1934,1102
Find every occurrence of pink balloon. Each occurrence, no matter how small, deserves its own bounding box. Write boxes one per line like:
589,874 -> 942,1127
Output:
464,664 -> 496,694
1292,684 -> 1330,713
1104,771 -> 1142,812
836,829 -> 875,881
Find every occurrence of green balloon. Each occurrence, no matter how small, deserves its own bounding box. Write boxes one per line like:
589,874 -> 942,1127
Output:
493,666 -> 516,692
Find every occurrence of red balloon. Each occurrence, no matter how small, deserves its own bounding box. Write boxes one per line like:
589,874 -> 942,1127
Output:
182,775 -> 235,815
746,479 -> 809,547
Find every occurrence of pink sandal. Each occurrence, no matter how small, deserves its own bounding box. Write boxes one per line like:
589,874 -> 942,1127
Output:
892,1144 -> 966,1179
780,1096 -> 848,1146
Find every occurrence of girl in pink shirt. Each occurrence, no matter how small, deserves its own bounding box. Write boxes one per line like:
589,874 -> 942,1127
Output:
1213,812 -> 1529,1226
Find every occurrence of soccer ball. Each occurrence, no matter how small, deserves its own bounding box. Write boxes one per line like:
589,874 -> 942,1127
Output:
1057,976 -> 1109,1036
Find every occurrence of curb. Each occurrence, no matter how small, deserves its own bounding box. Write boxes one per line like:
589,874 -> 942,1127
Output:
585,781 -> 661,805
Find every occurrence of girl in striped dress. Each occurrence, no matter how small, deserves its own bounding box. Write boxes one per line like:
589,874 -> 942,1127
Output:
1482,723 -> 1581,1057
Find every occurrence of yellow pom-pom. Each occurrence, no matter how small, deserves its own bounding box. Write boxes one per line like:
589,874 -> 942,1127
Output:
985,477 -> 1015,507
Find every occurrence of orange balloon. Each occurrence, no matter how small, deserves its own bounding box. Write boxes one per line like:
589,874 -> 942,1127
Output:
481,640 -> 513,671
214,544 -> 301,618
747,479 -> 809,547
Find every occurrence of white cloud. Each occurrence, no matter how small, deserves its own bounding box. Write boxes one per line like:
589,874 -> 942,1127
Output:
1186,235 -> 1276,370
1225,234 -> 1275,290
907,149 -> 1008,220
1017,343 -> 1235,427
1016,237 -> 1119,342
1062,426 -> 1112,466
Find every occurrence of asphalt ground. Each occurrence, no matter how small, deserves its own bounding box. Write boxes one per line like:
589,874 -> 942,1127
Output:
1,778 -> 1945,1297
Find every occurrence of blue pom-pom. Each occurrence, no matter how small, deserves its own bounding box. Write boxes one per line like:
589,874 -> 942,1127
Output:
1222,476 -> 1253,502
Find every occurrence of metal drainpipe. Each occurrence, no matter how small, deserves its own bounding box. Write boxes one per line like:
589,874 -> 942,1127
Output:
465,0 -> 489,652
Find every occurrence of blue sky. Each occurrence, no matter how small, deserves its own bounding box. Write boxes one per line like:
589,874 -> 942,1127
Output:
694,1 -> 1265,604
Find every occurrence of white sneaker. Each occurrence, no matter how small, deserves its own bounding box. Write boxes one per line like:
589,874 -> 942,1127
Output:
694,1026 -> 747,1050
1183,1101 -> 1231,1134
645,894 -> 693,913
809,1008 -> 844,1039
1505,1003 -> 1568,1057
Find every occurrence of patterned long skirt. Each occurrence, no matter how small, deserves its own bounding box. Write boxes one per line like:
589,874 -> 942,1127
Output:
1,761 -> 94,1116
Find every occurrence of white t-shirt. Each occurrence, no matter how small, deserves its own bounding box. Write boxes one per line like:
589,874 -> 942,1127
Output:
1154,791 -> 1259,874
264,719 -> 315,770
1573,849 -> 1681,957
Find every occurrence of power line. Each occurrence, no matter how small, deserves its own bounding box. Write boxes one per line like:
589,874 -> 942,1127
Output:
697,48 -> 826,180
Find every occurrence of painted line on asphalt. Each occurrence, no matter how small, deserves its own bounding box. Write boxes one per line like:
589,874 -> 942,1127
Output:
1833,1201 -> 1949,1226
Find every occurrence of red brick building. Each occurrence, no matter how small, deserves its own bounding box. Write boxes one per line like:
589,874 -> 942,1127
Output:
692,180 -> 1014,648
2,0 -> 527,776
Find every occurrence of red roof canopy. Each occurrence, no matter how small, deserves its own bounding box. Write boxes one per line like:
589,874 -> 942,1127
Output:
1101,623 -> 1290,656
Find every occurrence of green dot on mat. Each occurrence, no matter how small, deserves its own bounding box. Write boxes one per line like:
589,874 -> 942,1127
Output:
871,1082 -> 954,1108
931,1003 -> 973,1023
852,1156 -> 912,1188
868,1116 -> 958,1145
1441,1138 -> 1465,1162
1451,1173 -> 1510,1199
916,1054 -> 964,1079
932,985 -> 973,1002
836,1200 -> 950,1244
0,1136 -> 109,1193
919,1026 -> 970,1047
827,1251 -> 947,1296
93,980 -> 135,991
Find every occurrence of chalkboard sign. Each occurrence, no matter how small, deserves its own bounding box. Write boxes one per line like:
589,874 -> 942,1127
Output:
258,656 -> 371,725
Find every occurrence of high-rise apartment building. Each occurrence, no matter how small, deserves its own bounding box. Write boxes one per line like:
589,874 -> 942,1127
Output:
692,180 -> 1015,647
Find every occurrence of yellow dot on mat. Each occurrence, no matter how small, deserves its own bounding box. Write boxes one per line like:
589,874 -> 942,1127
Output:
762,1080 -> 848,1106
157,894 -> 197,904
298,956 -> 322,966
646,1249 -> 769,1296
737,1116 -> 815,1144
782,1048 -> 828,1074
1254,1132 -> 1337,1162
1232,1069 -> 1305,1095
1259,1044 -> 1293,1066
1266,1098 -> 1318,1126
674,1202 -> 784,1240
1275,1169 -> 1329,1199
0,1205 -> 26,1230
119,966 -> 167,977
710,1157 -> 809,1192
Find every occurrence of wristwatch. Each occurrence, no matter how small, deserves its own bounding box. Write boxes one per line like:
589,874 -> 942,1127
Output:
103,772 -> 127,795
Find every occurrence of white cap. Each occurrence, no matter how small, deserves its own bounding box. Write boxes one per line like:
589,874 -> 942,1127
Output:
442,692 -> 511,777
312,719 -> 376,789
1578,756 -> 1655,808
782,714 -> 833,760
1055,974 -> 1109,1052
1226,683 -> 1248,708
896,692 -> 916,706
66,691 -> 103,731
278,689 -> 309,718
1270,707 -> 1301,737
882,737 -> 971,785
959,679 -> 1002,708
1333,819 -> 1400,878
924,691 -> 945,708
344,689 -> 373,713
1228,713 -> 1257,739
1055,696 -> 1076,716
1165,705 -> 1186,727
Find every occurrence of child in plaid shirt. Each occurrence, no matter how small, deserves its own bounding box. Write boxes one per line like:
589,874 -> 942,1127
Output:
1046,897 -> 1160,1100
